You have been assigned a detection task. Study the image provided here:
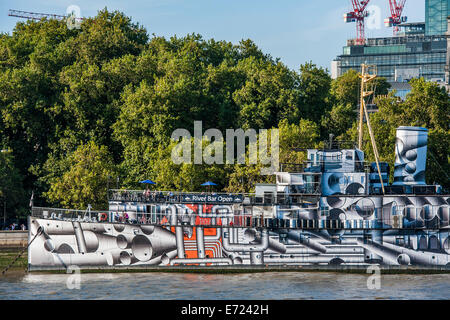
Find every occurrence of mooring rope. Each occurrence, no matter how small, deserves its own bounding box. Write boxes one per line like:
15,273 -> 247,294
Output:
1,226 -> 43,276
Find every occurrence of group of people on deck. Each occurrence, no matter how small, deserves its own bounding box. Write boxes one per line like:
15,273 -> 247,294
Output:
111,212 -> 159,225
113,212 -> 129,223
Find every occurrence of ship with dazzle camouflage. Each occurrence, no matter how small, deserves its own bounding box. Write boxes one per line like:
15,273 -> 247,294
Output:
27,125 -> 450,270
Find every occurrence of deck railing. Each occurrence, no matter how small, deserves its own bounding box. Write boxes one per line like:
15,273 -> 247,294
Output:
30,206 -> 443,230
107,189 -> 321,205
108,189 -> 247,204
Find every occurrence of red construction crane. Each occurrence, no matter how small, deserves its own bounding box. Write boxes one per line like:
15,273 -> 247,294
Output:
344,1 -> 371,45
384,0 -> 407,35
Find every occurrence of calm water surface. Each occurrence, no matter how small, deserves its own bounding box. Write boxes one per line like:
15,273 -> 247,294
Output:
0,272 -> 449,300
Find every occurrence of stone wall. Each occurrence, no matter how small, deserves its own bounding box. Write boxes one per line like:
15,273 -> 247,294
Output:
0,231 -> 28,247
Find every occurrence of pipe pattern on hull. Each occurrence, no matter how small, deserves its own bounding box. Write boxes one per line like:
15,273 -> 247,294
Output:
28,195 -> 450,269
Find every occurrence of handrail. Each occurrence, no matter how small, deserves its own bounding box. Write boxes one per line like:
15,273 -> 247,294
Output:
29,206 -> 434,230
107,189 -> 323,204
108,189 -> 253,196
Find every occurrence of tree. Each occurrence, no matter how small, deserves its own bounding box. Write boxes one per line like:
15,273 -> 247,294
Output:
234,57 -> 300,129
69,8 -> 148,66
427,128 -> 450,189
330,69 -> 360,107
224,130 -> 277,194
293,62 -> 332,124
149,137 -> 230,192
0,150 -> 25,222
0,9 -> 150,215
320,103 -> 357,138
225,163 -> 273,194
43,141 -> 117,210
398,78 -> 449,130
278,118 -> 322,166
113,35 -> 301,186
330,69 -> 391,108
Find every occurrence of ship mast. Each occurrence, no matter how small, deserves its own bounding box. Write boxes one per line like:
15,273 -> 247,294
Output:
358,64 -> 385,194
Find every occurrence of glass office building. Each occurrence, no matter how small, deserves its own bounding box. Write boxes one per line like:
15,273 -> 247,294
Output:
333,24 -> 447,83
426,0 -> 450,36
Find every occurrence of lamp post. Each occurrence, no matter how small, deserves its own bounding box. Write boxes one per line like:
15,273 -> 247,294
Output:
107,175 -> 111,200
240,176 -> 244,197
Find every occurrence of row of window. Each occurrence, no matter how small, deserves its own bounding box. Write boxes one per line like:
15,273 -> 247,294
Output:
339,52 -> 446,67
338,66 -> 445,82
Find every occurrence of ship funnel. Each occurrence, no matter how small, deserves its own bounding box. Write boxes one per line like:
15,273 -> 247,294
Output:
393,126 -> 428,186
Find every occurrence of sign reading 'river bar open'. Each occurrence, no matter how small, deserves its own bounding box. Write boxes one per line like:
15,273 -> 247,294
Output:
181,194 -> 243,204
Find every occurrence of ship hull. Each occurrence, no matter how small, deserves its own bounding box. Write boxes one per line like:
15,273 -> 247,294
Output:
27,197 -> 450,270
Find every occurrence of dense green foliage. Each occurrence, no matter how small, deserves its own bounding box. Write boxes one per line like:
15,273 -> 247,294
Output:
0,9 -> 448,218
0,150 -> 26,217
44,141 -> 117,210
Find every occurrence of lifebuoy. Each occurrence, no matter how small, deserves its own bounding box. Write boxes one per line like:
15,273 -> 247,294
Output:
99,212 -> 108,222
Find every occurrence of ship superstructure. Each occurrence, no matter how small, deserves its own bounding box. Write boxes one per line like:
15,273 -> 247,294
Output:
27,126 -> 450,269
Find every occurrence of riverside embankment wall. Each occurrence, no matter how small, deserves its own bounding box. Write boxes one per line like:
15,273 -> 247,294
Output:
0,231 -> 27,247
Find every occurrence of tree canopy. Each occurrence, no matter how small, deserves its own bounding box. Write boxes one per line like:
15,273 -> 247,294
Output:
0,150 -> 25,219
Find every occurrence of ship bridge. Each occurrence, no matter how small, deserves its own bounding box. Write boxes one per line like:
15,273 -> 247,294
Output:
274,143 -> 374,198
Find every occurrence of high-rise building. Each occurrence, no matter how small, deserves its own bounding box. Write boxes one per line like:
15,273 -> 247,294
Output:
425,0 -> 450,36
444,16 -> 450,89
332,0 -> 450,99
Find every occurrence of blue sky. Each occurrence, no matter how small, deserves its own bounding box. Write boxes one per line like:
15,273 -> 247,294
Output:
0,0 -> 425,71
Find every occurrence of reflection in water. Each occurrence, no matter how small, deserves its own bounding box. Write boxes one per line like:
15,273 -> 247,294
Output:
0,272 -> 449,300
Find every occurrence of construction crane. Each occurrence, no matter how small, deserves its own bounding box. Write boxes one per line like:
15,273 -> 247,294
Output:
384,0 -> 407,35
344,1 -> 371,45
8,9 -> 84,22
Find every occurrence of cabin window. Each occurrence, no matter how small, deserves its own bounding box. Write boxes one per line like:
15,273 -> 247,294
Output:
395,236 -> 405,246
320,206 -> 329,217
363,233 -> 372,244
329,175 -> 339,185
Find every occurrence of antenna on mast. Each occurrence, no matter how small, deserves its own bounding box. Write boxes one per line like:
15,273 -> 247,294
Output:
358,64 -> 385,194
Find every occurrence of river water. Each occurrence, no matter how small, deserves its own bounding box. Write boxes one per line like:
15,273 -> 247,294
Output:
0,271 -> 449,300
